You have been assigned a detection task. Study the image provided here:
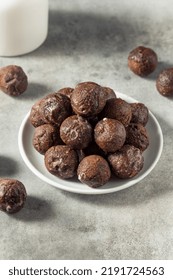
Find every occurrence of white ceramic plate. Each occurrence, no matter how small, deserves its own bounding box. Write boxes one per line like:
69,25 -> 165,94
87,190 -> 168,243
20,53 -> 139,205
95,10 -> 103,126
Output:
18,92 -> 163,195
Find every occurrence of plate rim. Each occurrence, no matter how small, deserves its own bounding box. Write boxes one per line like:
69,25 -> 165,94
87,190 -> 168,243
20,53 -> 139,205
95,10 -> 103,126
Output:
18,92 -> 163,195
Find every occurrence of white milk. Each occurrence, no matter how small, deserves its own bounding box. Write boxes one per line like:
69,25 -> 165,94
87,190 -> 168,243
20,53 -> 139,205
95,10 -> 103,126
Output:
0,0 -> 49,56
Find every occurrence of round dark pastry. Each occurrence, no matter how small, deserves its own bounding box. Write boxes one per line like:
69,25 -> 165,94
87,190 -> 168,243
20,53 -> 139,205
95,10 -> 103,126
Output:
60,115 -> 92,149
101,98 -> 132,127
156,68 -> 173,96
40,93 -> 71,126
29,81 -> 149,188
0,179 -> 27,214
128,46 -> 158,76
70,81 -> 106,117
102,86 -> 116,100
29,99 -> 46,127
44,145 -> 78,179
0,65 -> 28,96
130,102 -> 149,126
33,124 -> 62,154
57,87 -> 74,98
108,145 -> 144,179
94,118 -> 126,153
126,123 -> 149,151
77,155 -> 111,188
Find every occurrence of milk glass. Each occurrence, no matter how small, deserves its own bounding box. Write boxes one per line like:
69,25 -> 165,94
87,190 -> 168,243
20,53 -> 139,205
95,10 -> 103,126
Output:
0,0 -> 49,56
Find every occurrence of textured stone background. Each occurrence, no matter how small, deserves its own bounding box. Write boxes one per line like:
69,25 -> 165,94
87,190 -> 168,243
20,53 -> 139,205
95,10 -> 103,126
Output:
0,0 -> 173,259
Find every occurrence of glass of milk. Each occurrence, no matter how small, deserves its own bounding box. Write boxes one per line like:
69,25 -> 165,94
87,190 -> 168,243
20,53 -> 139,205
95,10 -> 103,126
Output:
0,0 -> 49,56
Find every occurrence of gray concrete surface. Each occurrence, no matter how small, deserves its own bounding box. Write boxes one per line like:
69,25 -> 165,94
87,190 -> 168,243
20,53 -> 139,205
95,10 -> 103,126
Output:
0,0 -> 173,259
